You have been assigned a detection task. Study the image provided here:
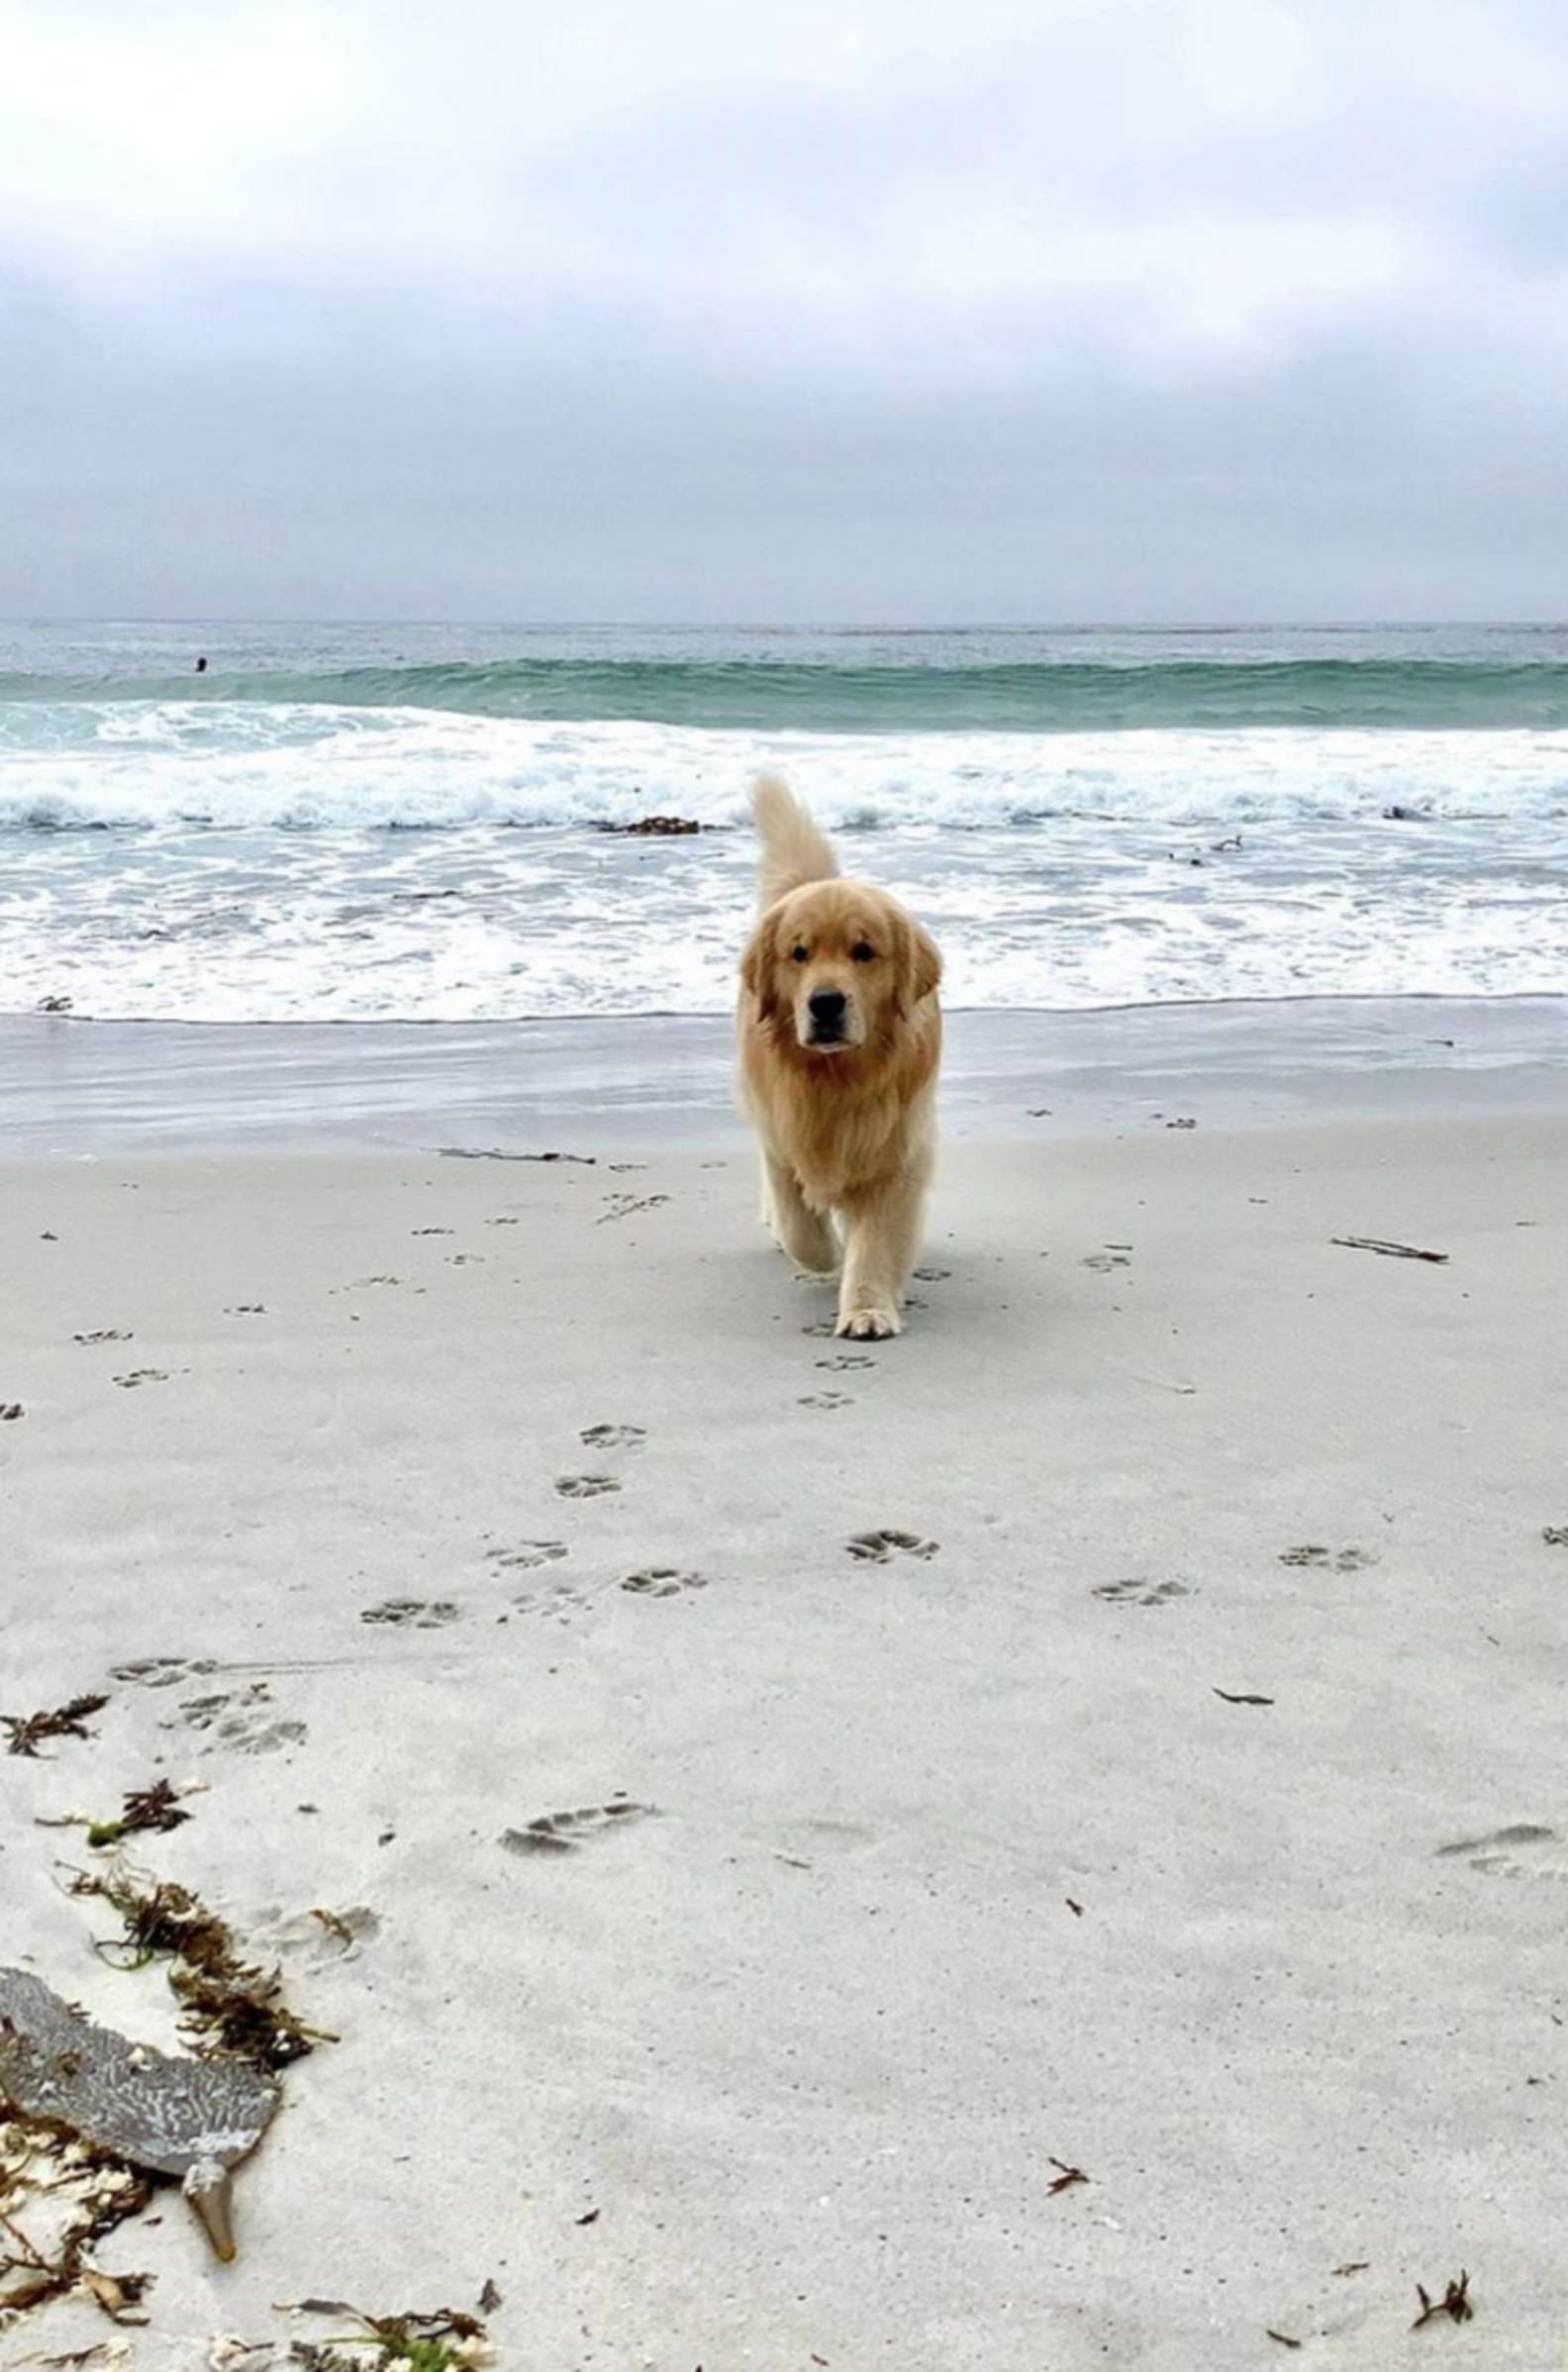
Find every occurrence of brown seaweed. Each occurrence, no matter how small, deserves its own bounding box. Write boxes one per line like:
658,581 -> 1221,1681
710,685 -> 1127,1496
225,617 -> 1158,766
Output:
66,1867 -> 330,2071
86,1780 -> 191,1850
4,1697 -> 111,1759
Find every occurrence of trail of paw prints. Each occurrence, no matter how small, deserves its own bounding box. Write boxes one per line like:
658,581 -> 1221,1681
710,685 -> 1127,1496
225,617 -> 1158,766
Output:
1438,1824 -> 1568,1881
162,1679 -> 307,1756
798,1390 -> 853,1411
621,1567 -> 709,1599
846,1529 -> 939,1563
360,1599 -> 462,1629
1093,1577 -> 1193,1607
1280,1543 -> 1380,1571
500,1798 -> 657,1854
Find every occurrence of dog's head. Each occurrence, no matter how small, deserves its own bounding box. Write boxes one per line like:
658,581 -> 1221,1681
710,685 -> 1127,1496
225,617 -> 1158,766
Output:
740,879 -> 941,1055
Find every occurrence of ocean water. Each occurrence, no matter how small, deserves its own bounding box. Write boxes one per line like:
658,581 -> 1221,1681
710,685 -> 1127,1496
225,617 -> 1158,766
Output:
2,621 -> 1565,1023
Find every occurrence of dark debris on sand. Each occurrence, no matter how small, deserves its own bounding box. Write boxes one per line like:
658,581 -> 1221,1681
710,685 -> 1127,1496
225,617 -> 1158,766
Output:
4,1695 -> 111,1759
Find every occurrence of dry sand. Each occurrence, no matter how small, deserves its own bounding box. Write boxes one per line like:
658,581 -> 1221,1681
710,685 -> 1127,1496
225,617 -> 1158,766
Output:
3,1114 -> 1566,2368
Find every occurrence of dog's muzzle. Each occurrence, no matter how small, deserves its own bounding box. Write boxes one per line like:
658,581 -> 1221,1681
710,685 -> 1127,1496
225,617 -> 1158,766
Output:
806,988 -> 848,1046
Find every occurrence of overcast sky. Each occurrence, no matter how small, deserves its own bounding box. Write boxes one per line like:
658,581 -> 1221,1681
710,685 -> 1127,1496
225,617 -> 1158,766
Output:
4,0 -> 1566,622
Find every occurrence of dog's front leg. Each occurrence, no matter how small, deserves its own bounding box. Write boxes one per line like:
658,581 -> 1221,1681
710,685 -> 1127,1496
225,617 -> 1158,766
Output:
834,1155 -> 929,1338
763,1153 -> 837,1272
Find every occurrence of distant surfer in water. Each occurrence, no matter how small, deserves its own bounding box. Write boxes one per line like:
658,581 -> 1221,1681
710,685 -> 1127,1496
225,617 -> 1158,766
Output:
195,654 -> 208,673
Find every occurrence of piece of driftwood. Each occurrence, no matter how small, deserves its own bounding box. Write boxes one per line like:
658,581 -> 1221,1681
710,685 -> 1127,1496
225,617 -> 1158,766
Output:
0,1969 -> 278,2260
1331,1235 -> 1448,1264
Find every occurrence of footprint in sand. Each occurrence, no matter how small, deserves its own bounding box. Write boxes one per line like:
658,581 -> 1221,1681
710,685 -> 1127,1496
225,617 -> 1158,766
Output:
1543,1526 -> 1568,1548
596,1193 -> 671,1226
166,1682 -> 307,1756
1093,1577 -> 1192,1607
225,1304 -> 265,1316
411,1227 -> 452,1236
798,1391 -> 853,1411
1437,1824 -> 1568,1881
508,1577 -> 599,1624
360,1599 -> 462,1629
73,1330 -> 133,1345
500,1800 -> 656,1854
555,1473 -> 621,1500
846,1529 -> 939,1563
113,1654 -> 219,1689
1082,1252 -> 1130,1272
817,1353 -> 876,1373
579,1423 -> 647,1450
262,1904 -> 381,1966
912,1266 -> 951,1281
113,1368 -> 177,1389
485,1539 -> 568,1571
621,1567 -> 709,1598
1280,1543 -> 1380,1571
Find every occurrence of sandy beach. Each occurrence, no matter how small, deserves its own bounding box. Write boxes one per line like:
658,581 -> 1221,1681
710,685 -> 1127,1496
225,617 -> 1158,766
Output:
4,1038 -> 1567,2368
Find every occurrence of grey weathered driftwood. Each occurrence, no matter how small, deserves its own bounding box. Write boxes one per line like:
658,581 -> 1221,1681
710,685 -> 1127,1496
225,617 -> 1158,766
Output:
0,1967 -> 278,2260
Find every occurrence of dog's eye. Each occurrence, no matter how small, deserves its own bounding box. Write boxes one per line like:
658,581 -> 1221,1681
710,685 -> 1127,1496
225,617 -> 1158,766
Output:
850,941 -> 876,963
790,944 -> 809,963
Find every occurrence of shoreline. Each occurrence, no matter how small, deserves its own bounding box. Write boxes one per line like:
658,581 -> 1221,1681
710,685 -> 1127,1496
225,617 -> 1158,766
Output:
4,992 -> 1565,1158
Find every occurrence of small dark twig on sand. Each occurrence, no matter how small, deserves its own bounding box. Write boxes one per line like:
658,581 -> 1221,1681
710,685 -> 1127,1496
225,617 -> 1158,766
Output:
438,1146 -> 596,1164
1413,2271 -> 1472,2327
1046,2158 -> 1089,2194
1265,2332 -> 1302,2350
1331,1235 -> 1449,1263
1214,1688 -> 1275,1707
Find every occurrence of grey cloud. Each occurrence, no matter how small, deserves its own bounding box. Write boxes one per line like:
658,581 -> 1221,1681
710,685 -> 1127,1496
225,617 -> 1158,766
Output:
4,0 -> 1568,619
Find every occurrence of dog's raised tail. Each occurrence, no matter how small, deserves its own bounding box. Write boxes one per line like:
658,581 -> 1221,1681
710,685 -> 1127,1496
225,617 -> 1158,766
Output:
751,772 -> 838,911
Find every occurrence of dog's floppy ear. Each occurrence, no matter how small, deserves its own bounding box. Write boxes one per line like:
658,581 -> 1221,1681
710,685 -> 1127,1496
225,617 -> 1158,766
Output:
910,919 -> 941,1006
739,919 -> 780,1024
893,911 -> 942,1016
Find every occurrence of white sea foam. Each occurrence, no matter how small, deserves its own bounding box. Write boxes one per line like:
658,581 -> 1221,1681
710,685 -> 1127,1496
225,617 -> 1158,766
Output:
3,700 -> 1565,1022
4,703 -> 1568,831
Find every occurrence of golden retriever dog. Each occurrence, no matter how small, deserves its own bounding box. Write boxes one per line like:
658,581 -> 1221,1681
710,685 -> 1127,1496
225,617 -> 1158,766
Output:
736,773 -> 941,1339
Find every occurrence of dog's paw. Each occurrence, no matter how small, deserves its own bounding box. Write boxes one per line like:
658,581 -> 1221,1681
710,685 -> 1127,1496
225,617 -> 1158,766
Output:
837,1303 -> 901,1340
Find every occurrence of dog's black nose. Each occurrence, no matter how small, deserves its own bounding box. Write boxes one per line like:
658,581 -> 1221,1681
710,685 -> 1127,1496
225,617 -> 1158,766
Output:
808,989 -> 847,1029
